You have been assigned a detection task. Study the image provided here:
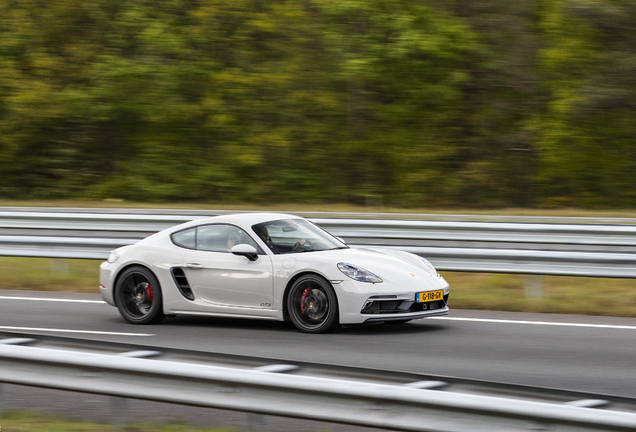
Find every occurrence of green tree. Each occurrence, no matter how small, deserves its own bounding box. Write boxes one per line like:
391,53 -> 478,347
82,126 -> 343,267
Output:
531,0 -> 636,207
317,0 -> 483,206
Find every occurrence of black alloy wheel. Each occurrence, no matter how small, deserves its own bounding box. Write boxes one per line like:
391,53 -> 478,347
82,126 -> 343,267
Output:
287,274 -> 338,333
115,266 -> 164,324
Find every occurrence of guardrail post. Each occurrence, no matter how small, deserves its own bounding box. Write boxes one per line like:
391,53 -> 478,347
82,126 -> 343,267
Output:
110,396 -> 129,430
50,258 -> 70,275
247,413 -> 268,432
0,383 -> 5,416
525,275 -> 544,298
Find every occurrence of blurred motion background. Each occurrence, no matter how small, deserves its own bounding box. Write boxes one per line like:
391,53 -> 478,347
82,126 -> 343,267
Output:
0,0 -> 634,208
4,4 -> 636,430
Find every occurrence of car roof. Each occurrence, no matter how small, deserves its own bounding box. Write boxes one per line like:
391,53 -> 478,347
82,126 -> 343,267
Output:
200,212 -> 302,225
166,212 -> 304,233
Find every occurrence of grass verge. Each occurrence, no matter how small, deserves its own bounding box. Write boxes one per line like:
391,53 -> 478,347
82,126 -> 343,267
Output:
444,272 -> 636,317
0,257 -> 100,293
1,257 -> 635,317
0,411 -> 239,432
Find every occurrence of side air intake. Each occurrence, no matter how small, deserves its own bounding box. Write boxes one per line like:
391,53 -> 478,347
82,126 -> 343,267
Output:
171,268 -> 195,301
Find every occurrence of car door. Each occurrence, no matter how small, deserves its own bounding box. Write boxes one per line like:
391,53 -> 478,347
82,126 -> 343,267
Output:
181,224 -> 274,309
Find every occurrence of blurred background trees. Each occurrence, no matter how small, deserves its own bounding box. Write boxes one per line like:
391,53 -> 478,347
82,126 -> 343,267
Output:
0,0 -> 634,208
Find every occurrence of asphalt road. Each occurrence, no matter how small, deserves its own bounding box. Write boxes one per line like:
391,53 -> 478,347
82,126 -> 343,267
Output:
1,289 -> 636,399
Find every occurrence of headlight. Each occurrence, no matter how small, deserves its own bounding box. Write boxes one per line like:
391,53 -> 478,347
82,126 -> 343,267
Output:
420,257 -> 437,275
337,263 -> 382,283
107,251 -> 120,263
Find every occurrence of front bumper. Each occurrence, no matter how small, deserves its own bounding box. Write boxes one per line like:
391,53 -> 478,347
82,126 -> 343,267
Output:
336,276 -> 450,324
360,293 -> 449,323
363,306 -> 449,323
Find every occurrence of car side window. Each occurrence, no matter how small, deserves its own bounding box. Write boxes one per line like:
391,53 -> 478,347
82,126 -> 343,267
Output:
196,224 -> 261,253
171,227 -> 196,249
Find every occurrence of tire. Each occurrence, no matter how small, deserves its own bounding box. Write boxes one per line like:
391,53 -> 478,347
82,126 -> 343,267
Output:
287,274 -> 339,334
114,266 -> 164,324
385,319 -> 412,325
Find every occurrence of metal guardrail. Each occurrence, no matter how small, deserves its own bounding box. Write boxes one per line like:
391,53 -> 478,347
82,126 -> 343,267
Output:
3,207 -> 636,277
4,206 -> 636,224
1,340 -> 636,431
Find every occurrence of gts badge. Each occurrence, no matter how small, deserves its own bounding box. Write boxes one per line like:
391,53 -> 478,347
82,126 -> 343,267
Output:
260,303 -> 272,307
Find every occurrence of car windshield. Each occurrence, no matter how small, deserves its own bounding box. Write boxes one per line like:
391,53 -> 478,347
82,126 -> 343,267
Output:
252,219 -> 347,254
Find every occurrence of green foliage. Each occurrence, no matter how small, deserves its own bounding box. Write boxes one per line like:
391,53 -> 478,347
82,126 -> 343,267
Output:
0,0 -> 635,207
534,0 -> 636,207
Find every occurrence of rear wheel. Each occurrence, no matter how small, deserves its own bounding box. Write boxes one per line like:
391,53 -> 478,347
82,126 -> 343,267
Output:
115,266 -> 164,324
287,275 -> 338,333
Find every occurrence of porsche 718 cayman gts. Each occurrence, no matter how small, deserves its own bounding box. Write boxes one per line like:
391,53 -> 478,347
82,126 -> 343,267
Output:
100,213 -> 450,333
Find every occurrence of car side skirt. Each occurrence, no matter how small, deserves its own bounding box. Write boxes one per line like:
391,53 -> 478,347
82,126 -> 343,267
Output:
172,310 -> 282,321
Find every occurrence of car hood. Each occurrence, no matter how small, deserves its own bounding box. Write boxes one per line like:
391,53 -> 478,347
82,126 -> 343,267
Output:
303,246 -> 437,285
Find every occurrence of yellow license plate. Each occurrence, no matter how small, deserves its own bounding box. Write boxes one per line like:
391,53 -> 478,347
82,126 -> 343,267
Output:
416,290 -> 443,303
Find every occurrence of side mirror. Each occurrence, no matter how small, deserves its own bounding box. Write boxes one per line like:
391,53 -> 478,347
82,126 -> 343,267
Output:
336,236 -> 346,244
231,244 -> 259,261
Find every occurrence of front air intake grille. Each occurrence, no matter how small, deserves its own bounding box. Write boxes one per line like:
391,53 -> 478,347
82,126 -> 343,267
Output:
361,294 -> 449,315
171,268 -> 194,301
361,300 -> 413,314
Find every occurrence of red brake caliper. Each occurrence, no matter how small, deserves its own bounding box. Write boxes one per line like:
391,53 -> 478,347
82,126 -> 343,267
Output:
146,283 -> 154,302
300,287 -> 310,314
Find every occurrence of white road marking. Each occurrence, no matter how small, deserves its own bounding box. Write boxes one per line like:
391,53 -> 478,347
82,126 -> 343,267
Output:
0,296 -> 105,304
429,316 -> 636,330
2,296 -> 634,331
0,326 -> 154,336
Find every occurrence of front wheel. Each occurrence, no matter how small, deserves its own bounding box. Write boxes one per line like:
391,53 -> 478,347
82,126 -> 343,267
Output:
287,275 -> 338,333
115,266 -> 164,324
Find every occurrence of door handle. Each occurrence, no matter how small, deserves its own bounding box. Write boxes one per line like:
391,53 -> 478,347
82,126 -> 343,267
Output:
186,263 -> 204,269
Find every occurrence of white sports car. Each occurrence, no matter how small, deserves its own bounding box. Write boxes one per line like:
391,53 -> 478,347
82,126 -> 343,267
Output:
100,213 -> 450,333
